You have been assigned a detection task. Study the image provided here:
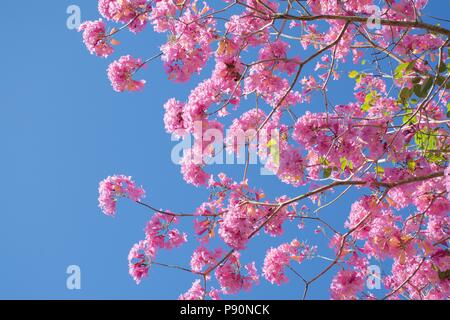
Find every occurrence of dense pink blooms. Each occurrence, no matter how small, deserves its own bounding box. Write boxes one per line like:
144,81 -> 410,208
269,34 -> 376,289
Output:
330,270 -> 365,300
149,0 -> 178,33
258,40 -> 299,75
127,213 -> 187,284
262,240 -> 315,285
384,254 -> 450,300
190,247 -> 222,273
179,279 -> 205,300
163,98 -> 186,137
215,252 -> 259,294
107,55 -> 146,92
180,149 -> 211,187
218,203 -> 260,250
79,19 -> 113,57
226,108 -> 266,154
128,241 -> 149,284
266,143 -> 305,187
86,0 -> 449,300
160,7 -> 215,82
99,0 -> 150,33
98,175 -> 145,216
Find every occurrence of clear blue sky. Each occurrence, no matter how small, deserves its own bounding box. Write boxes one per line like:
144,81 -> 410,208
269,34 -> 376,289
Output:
0,1 -> 447,300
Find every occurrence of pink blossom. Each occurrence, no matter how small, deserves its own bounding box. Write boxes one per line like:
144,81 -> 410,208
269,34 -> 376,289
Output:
161,8 -> 215,82
107,55 -> 146,92
163,98 -> 186,137
98,175 -> 145,216
179,279 -> 205,300
330,270 -> 365,300
262,240 -> 301,285
218,204 -> 256,250
180,149 -> 211,187
79,19 -> 113,57
190,247 -> 223,273
98,0 -> 150,33
128,241 -> 149,284
215,252 -> 259,294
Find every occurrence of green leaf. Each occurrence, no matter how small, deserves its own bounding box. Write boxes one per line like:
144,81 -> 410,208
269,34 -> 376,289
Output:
394,62 -> 413,79
348,160 -> 354,170
399,87 -> 412,105
403,108 -> 417,125
415,129 -> 438,152
340,157 -> 348,171
375,166 -> 385,175
421,77 -> 433,94
267,138 -> 279,166
323,167 -> 332,179
407,159 -> 416,171
348,70 -> 359,78
361,90 -> 377,111
412,77 -> 421,84
438,269 -> 450,280
413,83 -> 427,98
319,157 -> 330,165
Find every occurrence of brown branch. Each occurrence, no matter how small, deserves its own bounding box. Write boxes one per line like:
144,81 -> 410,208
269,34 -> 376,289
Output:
274,14 -> 450,37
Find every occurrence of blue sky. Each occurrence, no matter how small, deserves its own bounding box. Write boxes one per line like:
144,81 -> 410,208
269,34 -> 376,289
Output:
0,1 -> 447,300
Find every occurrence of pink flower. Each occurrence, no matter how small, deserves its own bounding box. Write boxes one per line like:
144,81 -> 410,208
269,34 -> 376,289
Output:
330,270 -> 365,300
79,19 -> 113,57
258,40 -> 299,75
107,55 -> 146,92
262,240 -> 301,285
128,241 -> 149,284
161,9 -> 215,82
208,288 -> 221,300
218,204 -> 256,250
263,196 -> 296,237
179,279 -> 205,300
190,247 -> 222,273
265,143 -> 305,187
215,252 -> 259,295
99,0 -> 150,33
150,0 -> 178,32
165,229 -> 188,249
163,98 -> 186,137
98,0 -> 121,21
98,175 -> 145,216
180,149 -> 211,187
225,108 -> 266,154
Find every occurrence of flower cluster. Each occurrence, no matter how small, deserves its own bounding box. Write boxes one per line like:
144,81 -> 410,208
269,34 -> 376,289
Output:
128,212 -> 187,284
330,270 -> 365,300
215,252 -> 259,294
107,55 -> 145,92
98,0 -> 151,33
87,0 -> 450,300
98,175 -> 145,216
79,19 -> 113,57
263,240 -> 316,285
